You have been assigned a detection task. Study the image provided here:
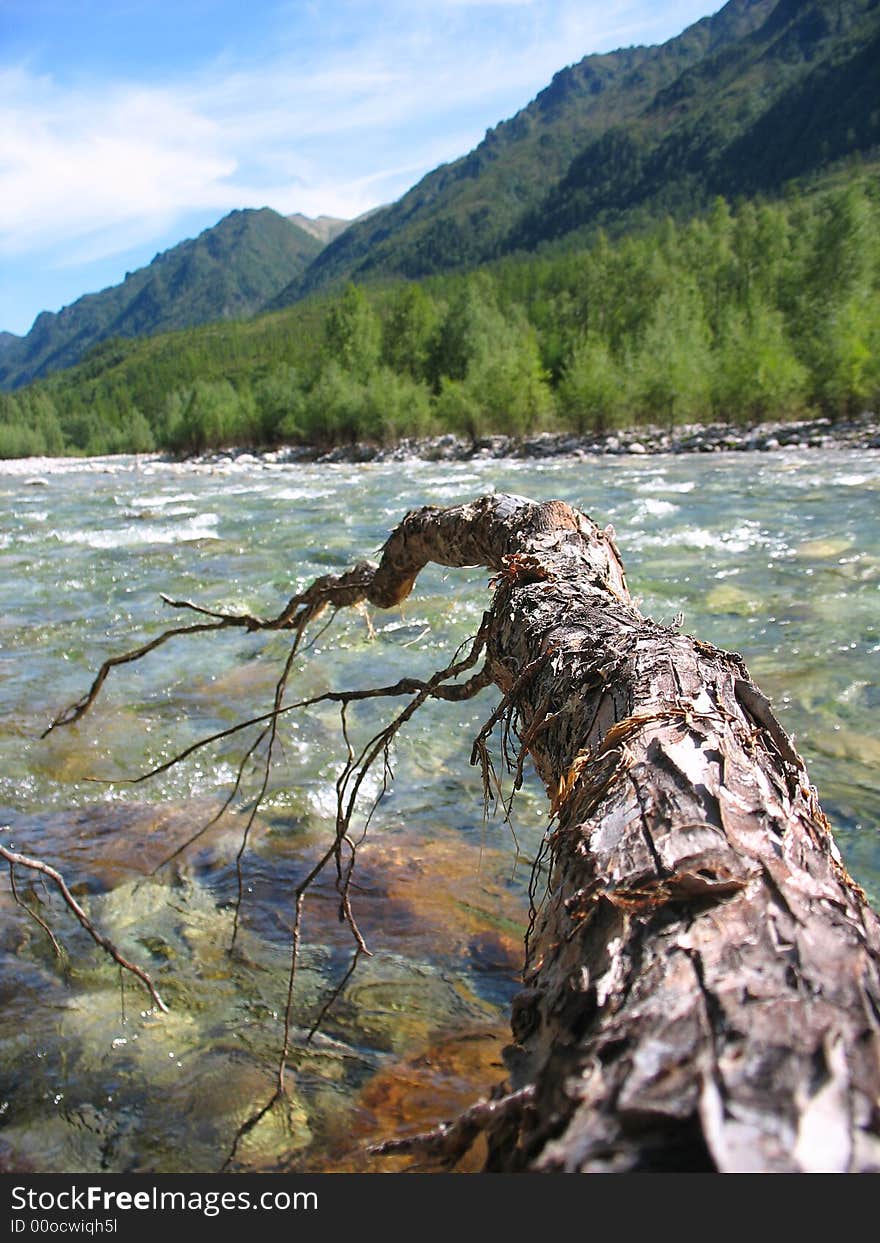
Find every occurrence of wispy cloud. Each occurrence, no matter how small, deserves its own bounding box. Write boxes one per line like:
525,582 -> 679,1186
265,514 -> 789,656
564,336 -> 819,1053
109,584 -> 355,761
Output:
0,71 -> 235,252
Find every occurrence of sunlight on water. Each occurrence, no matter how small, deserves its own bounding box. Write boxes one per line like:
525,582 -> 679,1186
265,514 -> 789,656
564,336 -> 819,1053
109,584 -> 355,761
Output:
0,448 -> 878,1172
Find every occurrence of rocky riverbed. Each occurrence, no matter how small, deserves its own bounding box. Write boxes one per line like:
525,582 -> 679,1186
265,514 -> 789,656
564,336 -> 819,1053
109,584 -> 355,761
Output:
193,412 -> 880,467
3,414 -> 878,476
2,444 -> 879,1172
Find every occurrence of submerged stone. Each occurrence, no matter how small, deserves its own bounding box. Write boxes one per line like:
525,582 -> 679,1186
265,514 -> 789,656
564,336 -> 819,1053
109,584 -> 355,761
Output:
796,537 -> 853,560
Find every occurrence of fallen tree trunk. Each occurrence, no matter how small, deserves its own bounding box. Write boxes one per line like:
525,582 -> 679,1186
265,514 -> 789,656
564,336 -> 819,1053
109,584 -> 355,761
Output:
343,494 -> 880,1172
43,493 -> 880,1172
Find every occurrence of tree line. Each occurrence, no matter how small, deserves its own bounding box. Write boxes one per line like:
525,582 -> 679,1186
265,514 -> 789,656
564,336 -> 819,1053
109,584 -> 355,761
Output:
1,173 -> 878,458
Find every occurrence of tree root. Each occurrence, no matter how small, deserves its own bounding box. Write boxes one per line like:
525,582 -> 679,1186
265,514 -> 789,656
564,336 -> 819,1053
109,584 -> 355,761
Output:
0,839 -> 167,1012
369,1085 -> 535,1168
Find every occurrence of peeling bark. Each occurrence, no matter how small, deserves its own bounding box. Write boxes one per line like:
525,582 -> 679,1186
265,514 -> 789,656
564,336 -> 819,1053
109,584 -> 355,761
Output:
342,494 -> 880,1173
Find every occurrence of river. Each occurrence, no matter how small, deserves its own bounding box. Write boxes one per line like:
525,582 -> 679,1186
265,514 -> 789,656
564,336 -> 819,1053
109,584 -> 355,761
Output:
0,447 -> 878,1172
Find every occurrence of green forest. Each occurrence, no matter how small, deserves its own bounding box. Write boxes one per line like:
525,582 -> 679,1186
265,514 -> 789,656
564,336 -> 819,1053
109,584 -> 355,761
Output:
2,172 -> 879,459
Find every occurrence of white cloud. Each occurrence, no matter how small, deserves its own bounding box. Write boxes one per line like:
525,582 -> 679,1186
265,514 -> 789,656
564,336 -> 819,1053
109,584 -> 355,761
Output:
0,0 -> 715,324
0,71 -> 239,255
0,48 -> 495,261
1,0 -> 659,248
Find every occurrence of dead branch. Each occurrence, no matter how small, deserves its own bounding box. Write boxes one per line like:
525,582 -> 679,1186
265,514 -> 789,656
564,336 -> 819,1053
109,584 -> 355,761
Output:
0,839 -> 167,1013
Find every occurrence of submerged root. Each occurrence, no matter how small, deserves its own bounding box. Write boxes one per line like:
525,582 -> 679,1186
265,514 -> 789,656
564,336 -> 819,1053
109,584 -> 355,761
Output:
15,499 -> 569,1165
0,838 -> 167,1012
369,1084 -> 535,1168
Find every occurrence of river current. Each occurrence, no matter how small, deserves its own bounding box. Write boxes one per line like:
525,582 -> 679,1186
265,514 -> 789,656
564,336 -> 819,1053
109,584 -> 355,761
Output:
0,448 -> 878,1172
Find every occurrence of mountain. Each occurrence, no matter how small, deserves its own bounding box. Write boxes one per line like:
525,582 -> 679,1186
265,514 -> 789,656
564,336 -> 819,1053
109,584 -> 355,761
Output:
0,208 -> 323,391
513,0 -> 880,250
287,213 -> 352,244
271,0 -> 880,304
287,207 -> 387,244
5,0 -> 877,393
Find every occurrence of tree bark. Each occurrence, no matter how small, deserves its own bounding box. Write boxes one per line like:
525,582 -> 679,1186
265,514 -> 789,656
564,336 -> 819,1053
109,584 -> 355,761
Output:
349,494 -> 880,1172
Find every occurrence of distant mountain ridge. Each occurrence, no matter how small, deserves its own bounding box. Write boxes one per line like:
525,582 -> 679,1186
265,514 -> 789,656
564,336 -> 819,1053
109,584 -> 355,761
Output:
287,214 -> 352,244
512,0 -> 880,250
287,207 -> 386,244
0,208 -> 322,391
271,0 -> 880,304
4,0 -> 878,392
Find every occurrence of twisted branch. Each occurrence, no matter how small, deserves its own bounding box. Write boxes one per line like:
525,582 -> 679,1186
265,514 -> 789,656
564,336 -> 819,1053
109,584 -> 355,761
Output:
0,839 -> 167,1012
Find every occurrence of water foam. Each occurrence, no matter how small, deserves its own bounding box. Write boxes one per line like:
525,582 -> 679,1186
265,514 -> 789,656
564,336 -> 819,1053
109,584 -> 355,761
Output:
49,513 -> 220,549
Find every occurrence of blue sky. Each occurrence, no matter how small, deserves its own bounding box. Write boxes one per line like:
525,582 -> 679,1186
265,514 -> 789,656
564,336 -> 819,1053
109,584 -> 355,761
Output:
0,1 -> 719,336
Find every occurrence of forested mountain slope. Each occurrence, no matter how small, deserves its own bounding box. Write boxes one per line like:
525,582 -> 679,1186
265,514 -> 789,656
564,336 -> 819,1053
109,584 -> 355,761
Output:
0,209 -> 323,391
273,0 -> 879,302
3,169 -> 877,458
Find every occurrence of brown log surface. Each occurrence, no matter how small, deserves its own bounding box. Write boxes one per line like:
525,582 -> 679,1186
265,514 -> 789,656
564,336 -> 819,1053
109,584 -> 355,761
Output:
348,494 -> 880,1172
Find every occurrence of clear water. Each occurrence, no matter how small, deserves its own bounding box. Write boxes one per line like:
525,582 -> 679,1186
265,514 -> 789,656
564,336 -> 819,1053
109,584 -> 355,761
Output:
0,448 -> 878,1172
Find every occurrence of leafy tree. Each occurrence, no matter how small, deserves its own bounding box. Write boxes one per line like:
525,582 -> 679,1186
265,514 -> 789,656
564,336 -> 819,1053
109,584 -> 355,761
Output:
477,333 -> 555,436
361,369 -> 434,442
809,293 -> 880,415
254,365 -> 307,441
711,306 -> 808,422
558,335 -> 629,432
323,284 -> 381,379
163,379 -> 257,453
630,282 -> 712,428
381,283 -> 439,380
426,274 -> 504,386
806,183 -> 874,307
112,407 -> 155,454
434,315 -> 553,439
302,363 -> 369,444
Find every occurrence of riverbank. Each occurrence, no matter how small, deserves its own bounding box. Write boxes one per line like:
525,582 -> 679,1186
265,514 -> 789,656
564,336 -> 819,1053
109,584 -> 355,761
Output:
2,412 -> 879,476
218,412 -> 880,466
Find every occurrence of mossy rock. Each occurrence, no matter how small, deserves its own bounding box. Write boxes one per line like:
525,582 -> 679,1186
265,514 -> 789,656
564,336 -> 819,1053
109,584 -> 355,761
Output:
705,583 -> 760,616
795,537 -> 853,560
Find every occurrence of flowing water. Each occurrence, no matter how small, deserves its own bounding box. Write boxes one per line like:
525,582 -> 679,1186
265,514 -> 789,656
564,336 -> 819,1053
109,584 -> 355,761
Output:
0,448 -> 878,1172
